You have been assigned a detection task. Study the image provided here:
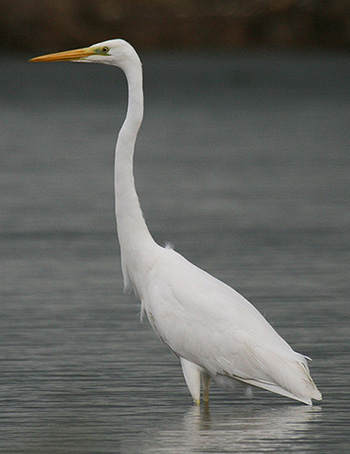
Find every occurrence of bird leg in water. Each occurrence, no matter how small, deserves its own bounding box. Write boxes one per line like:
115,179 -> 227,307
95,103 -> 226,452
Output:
202,372 -> 211,405
245,385 -> 254,398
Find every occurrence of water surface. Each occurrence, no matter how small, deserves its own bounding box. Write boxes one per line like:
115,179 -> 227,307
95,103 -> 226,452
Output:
1,50 -> 349,453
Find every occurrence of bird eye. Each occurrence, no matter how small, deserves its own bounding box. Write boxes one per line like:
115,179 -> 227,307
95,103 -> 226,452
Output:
102,46 -> 109,53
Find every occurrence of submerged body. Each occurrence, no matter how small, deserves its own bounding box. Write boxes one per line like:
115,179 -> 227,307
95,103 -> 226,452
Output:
31,39 -> 322,405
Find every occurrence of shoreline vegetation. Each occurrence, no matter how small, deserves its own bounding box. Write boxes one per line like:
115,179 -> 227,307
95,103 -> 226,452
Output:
0,0 -> 349,52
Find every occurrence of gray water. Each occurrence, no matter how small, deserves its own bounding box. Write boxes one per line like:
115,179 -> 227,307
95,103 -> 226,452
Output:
1,50 -> 349,453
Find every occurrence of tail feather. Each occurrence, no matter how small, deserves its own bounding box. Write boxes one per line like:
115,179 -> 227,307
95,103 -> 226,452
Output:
222,344 -> 322,404
254,345 -> 322,404
297,358 -> 322,401
238,377 -> 314,405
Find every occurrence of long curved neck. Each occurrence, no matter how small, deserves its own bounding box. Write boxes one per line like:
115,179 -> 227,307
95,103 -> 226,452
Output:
114,49 -> 156,289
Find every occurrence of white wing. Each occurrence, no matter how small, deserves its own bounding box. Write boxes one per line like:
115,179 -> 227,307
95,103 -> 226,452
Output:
141,247 -> 321,404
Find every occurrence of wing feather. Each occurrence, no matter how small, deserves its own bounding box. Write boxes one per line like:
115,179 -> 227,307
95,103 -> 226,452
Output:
142,247 -> 321,403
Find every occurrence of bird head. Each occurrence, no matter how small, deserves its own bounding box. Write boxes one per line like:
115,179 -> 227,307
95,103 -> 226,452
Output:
30,39 -> 136,68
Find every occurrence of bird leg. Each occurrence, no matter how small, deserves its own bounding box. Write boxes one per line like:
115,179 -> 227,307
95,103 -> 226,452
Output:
180,357 -> 201,405
202,372 -> 211,405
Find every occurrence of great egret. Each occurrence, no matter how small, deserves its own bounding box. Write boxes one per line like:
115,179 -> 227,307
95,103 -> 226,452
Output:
31,39 -> 322,406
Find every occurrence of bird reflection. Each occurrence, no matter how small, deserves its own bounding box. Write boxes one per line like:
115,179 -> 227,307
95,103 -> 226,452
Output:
139,404 -> 322,454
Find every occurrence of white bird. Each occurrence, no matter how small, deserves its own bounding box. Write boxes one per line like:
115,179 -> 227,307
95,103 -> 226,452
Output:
31,39 -> 322,406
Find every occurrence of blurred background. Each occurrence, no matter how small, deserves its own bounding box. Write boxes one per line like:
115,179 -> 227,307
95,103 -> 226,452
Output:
0,0 -> 350,52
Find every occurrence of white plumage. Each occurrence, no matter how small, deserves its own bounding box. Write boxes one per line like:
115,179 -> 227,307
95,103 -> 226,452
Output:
31,39 -> 322,405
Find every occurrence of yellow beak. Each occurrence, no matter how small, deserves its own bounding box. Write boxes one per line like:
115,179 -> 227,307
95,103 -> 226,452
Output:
30,47 -> 95,62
